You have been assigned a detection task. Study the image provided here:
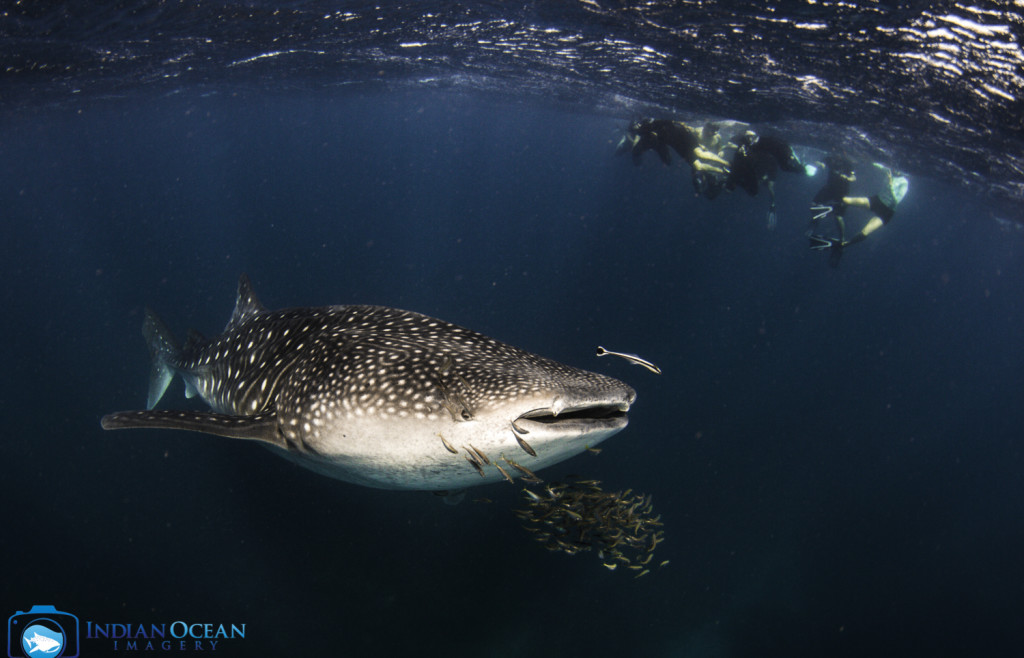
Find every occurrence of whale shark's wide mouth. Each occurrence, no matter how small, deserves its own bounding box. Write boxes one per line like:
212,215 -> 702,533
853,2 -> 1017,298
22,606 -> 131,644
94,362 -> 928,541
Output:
513,402 -> 629,432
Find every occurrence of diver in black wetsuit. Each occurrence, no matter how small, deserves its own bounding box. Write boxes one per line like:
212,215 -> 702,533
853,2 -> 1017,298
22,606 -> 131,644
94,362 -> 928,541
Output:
809,163 -> 909,265
726,131 -> 813,229
618,119 -> 733,200
811,153 -> 856,207
617,119 -> 731,195
807,153 -> 857,266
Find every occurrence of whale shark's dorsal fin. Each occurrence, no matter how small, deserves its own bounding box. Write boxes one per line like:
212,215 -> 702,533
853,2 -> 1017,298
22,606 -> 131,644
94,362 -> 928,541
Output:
226,273 -> 267,331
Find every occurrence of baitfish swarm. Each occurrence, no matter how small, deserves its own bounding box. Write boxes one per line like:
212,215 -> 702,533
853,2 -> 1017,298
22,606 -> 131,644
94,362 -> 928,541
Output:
514,479 -> 667,577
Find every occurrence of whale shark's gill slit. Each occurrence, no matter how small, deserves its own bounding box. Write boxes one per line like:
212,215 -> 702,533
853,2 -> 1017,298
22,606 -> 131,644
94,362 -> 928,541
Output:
434,362 -> 475,422
236,352 -> 303,415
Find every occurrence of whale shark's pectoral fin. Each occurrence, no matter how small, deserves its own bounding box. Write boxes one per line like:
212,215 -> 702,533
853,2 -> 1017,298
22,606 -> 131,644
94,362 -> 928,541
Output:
432,489 -> 466,505
101,410 -> 286,449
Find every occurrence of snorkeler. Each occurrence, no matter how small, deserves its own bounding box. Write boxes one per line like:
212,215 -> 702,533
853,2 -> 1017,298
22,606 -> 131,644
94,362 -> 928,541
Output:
725,131 -> 815,230
617,118 -> 732,180
810,153 -> 856,210
807,153 -> 857,265
809,163 -> 909,265
699,122 -> 723,155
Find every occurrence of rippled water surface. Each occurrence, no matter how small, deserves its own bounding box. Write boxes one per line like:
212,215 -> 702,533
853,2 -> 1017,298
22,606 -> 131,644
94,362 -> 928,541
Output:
3,1 -> 1022,215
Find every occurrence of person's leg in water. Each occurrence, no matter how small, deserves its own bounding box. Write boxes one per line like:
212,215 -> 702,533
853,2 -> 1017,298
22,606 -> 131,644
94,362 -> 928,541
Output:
694,146 -> 731,170
693,158 -> 728,175
842,195 -> 886,245
844,196 -> 870,211
828,210 -> 847,267
844,216 -> 884,245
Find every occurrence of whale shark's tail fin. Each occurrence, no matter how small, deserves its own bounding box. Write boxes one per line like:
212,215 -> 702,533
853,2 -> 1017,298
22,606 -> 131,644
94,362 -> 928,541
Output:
142,307 -> 182,409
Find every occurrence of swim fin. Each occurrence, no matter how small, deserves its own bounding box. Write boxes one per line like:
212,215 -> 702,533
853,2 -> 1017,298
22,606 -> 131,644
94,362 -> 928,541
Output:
828,243 -> 844,267
810,204 -> 833,222
808,233 -> 845,266
808,233 -> 839,251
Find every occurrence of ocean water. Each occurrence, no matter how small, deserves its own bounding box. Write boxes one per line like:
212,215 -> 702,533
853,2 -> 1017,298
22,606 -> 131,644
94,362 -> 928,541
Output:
3,3 -> 1023,657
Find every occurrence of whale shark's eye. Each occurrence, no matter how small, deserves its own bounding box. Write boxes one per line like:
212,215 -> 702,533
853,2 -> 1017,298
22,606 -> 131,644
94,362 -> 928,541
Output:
460,409 -> 472,421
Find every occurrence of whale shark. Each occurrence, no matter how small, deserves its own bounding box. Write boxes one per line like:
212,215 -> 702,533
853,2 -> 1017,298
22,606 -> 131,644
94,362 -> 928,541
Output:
102,275 -> 636,491
24,630 -> 62,654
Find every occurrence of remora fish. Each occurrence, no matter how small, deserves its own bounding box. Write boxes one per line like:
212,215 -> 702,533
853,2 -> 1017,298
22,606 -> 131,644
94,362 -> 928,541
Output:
595,346 -> 662,374
102,275 -> 636,491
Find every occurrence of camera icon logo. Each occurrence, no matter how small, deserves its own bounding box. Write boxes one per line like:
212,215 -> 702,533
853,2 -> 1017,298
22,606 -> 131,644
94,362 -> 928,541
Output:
7,606 -> 79,658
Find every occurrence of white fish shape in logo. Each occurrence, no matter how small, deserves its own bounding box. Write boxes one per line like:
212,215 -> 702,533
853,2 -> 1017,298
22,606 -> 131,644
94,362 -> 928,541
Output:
24,630 -> 62,654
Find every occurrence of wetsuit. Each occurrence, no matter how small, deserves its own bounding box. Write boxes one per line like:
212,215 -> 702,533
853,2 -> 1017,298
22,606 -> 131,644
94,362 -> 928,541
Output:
726,134 -> 775,196
629,119 -> 701,166
813,154 -> 855,205
727,133 -> 806,197
753,135 -> 805,174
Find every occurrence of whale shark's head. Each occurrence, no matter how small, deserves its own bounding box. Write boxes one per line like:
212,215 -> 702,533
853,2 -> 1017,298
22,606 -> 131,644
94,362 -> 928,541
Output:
272,305 -> 637,490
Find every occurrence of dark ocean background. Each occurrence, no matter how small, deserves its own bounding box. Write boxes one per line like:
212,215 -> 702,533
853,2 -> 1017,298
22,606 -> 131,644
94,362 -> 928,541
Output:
3,2 -> 1023,657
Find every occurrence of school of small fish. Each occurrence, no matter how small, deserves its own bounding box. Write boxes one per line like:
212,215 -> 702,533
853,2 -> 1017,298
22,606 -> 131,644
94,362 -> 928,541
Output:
514,479 -> 668,577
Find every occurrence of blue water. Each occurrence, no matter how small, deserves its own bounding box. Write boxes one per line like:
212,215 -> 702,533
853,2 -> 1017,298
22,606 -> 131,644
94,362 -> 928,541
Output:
3,3 -> 1024,657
